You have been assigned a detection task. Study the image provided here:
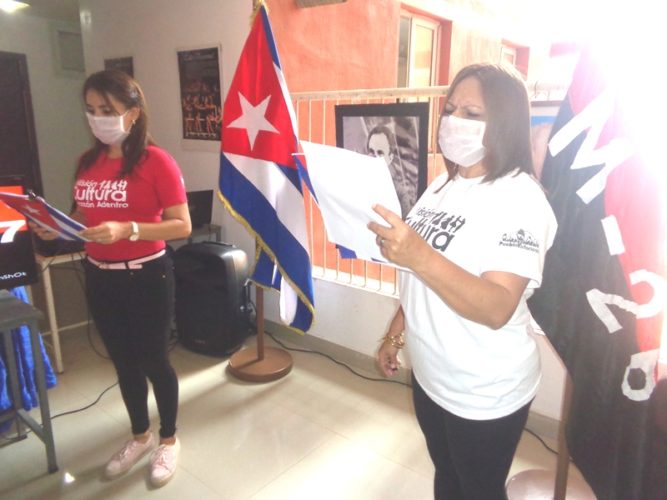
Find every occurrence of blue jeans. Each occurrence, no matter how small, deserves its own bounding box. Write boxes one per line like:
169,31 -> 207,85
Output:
84,255 -> 178,438
412,374 -> 531,500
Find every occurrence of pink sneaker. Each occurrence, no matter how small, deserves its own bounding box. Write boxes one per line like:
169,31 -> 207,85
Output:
104,433 -> 155,478
149,438 -> 180,487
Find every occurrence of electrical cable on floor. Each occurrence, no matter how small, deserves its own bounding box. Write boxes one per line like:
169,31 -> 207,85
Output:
265,330 -> 412,387
241,292 -> 410,388
50,381 -> 118,419
522,426 -> 567,458
0,381 -> 119,442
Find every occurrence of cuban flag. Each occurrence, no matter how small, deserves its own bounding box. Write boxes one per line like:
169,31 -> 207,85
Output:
0,191 -> 87,242
218,3 -> 314,334
528,47 -> 666,499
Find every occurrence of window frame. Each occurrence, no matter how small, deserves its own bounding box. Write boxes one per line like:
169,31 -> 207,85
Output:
398,12 -> 441,88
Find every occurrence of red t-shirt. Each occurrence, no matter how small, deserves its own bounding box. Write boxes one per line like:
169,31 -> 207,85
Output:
74,145 -> 186,261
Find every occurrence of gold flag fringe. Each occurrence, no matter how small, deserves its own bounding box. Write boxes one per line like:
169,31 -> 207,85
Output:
216,189 -> 315,335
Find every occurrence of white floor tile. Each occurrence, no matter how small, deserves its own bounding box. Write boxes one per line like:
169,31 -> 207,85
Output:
0,329 -> 594,499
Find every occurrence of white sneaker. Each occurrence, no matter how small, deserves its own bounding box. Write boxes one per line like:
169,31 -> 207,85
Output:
149,438 -> 180,487
104,433 -> 155,478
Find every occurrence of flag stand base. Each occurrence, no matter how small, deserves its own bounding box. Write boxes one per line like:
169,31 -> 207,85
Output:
506,469 -> 595,500
228,345 -> 292,382
507,375 -> 594,500
227,287 -> 293,383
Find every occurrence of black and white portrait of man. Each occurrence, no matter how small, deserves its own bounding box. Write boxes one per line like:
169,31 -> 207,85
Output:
336,103 -> 428,219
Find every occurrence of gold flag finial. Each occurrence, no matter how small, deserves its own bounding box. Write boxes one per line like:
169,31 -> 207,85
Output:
251,0 -> 267,24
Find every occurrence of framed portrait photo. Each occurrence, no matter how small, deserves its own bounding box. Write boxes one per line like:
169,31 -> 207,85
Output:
335,102 -> 429,219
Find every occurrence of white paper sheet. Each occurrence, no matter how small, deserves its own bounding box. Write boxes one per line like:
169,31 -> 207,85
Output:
299,141 -> 402,262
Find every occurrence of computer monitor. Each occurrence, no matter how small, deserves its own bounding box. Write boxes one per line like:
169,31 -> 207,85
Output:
0,175 -> 38,290
186,190 -> 214,228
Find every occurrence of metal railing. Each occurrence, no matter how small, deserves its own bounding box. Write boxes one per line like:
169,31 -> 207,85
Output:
291,83 -> 565,295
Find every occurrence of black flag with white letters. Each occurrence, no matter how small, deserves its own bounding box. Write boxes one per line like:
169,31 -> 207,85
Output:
528,48 -> 666,500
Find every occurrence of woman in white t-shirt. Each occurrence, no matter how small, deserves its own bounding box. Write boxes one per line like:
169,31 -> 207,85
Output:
369,63 -> 557,500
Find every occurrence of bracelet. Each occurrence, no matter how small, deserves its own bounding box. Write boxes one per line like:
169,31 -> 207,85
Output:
380,332 -> 405,349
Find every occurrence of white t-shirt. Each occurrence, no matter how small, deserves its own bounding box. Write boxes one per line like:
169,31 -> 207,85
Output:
399,170 -> 557,420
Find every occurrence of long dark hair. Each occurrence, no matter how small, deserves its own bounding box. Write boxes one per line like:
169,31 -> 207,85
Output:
442,63 -> 534,182
76,69 -> 153,178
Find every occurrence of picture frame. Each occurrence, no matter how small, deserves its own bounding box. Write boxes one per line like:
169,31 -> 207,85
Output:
104,56 -> 134,77
335,102 -> 429,219
49,20 -> 85,78
177,45 -> 222,150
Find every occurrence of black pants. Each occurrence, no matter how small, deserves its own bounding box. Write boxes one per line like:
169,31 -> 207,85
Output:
412,374 -> 531,500
84,255 -> 178,439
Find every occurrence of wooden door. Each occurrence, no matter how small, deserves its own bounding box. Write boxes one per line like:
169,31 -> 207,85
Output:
0,51 -> 42,194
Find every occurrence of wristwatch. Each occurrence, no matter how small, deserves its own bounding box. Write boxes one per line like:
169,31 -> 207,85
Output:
129,221 -> 140,241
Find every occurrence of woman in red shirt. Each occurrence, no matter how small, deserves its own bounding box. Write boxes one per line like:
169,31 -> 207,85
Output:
34,70 -> 191,487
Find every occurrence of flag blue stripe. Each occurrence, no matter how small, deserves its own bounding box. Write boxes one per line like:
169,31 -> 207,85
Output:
294,156 -> 317,202
277,162 -> 301,192
260,7 -> 281,70
291,298 -> 312,332
337,245 -> 357,259
220,154 -> 314,302
44,204 -> 87,241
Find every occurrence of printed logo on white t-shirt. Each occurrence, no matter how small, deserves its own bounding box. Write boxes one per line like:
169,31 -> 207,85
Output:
405,207 -> 466,252
499,229 -> 539,253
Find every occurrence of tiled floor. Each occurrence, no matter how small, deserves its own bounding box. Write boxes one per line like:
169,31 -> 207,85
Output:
1,329 -> 594,499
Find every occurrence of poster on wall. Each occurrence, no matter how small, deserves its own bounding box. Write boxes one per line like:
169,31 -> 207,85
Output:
177,46 -> 222,144
104,56 -> 134,77
335,102 -> 429,220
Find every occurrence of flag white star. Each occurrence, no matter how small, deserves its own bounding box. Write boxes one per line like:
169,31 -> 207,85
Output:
24,205 -> 41,215
227,92 -> 278,149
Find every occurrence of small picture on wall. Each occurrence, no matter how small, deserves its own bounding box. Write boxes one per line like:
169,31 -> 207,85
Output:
104,56 -> 134,77
177,46 -> 222,142
335,102 -> 429,219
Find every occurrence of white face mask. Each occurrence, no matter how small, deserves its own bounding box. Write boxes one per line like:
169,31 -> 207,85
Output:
86,112 -> 130,145
438,114 -> 486,168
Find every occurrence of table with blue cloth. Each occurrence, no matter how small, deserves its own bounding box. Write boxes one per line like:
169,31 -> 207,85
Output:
0,286 -> 58,473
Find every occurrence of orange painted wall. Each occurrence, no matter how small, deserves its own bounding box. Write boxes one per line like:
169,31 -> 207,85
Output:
265,0 -> 402,91
264,0 -> 551,91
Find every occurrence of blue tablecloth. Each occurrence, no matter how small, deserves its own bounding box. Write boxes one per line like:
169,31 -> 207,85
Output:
0,287 -> 57,431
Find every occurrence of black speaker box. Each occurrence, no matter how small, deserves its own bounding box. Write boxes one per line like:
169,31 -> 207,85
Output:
173,242 -> 251,356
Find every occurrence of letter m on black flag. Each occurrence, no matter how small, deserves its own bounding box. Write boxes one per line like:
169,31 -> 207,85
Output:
528,47 -> 666,500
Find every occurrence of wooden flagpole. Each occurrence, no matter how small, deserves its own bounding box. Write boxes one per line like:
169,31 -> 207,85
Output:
228,286 -> 293,382
554,374 -> 573,499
